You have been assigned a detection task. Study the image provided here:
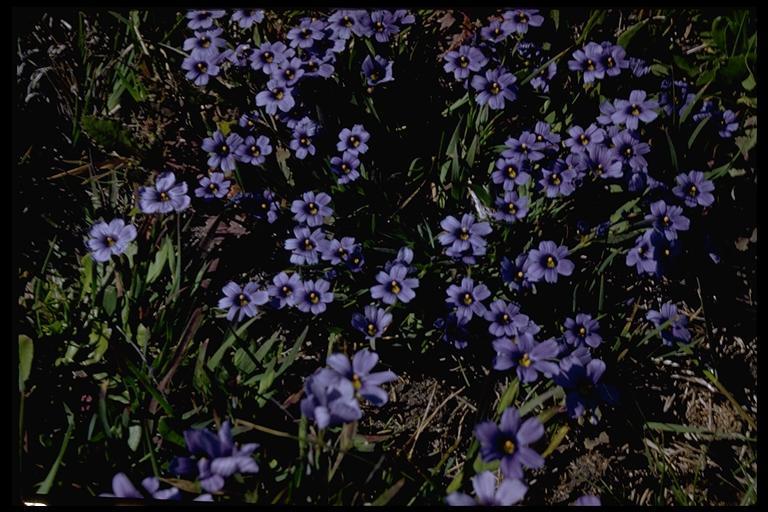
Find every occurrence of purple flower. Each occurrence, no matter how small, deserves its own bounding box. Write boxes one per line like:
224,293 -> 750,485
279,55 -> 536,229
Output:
554,358 -> 617,419
100,473 -> 180,500
480,19 -> 514,43
492,156 -> 531,190
383,246 -> 415,274
673,171 -> 715,208
366,10 -> 400,43
525,240 -> 575,283
86,219 -> 137,263
573,495 -> 602,506
202,131 -> 243,173
629,57 -> 650,77
445,277 -> 491,323
267,271 -> 302,309
443,45 -> 488,81
502,131 -> 545,162
291,191 -> 333,227
493,191 -> 529,224
231,9 -> 264,29
300,368 -> 362,429
235,135 -> 272,166
564,313 -> 603,348
392,9 -> 416,26
534,121 -> 561,148
326,349 -> 397,406
611,130 -> 650,171
318,236 -> 357,265
660,79 -> 694,117
475,407 -> 545,479
287,17 -> 326,49
584,144 -> 622,179
239,112 -> 260,131
224,43 -> 253,67
435,313 -> 470,349
289,118 -> 318,160
337,124 -> 370,155
273,57 -> 305,87
649,230 -> 681,276
255,79 -> 295,115
284,226 -> 325,265
645,200 -> 690,240
181,54 -> 220,86
184,28 -> 227,60
500,254 -> 532,292
596,100 -> 618,126
194,172 -> 230,200
185,10 -> 226,30
139,171 -> 190,214
438,213 -> 492,255
564,124 -> 605,154
646,302 -> 691,345
568,42 -> 605,83
717,109 -> 739,138
330,151 -> 361,184
492,336 -> 560,383
471,67 -> 518,110
502,9 -> 544,33
352,305 -> 393,342
599,43 -> 629,76
218,281 -> 269,322
296,278 -> 334,315
169,421 -> 259,493
530,61 -> 557,93
611,90 -> 659,130
233,188 -> 279,223
362,55 -> 394,86
250,41 -> 293,74
370,264 -> 419,305
484,300 -> 528,337
328,10 -> 369,39
540,160 -> 577,198
446,471 -> 528,506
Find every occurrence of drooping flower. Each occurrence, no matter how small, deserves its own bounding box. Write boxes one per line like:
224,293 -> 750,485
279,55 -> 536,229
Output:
493,191 -> 529,223
446,471 -> 528,506
284,226 -> 325,265
267,271 -> 302,309
202,131 -> 243,173
235,135 -> 272,166
86,219 -> 137,263
352,305 -> 393,342
337,124 -> 370,155
564,313 -> 603,348
475,407 -> 545,479
370,264 -> 419,305
645,200 -> 690,241
484,300 -> 529,337
295,278 -> 334,315
139,171 -> 191,214
330,151 -> 361,184
194,172 -> 230,200
291,191 -> 333,227
326,349 -> 398,406
300,368 -> 362,429
646,302 -> 691,345
492,336 -> 560,383
470,67 -> 518,110
362,55 -> 394,86
502,8 -> 544,33
555,358 -> 617,419
611,90 -> 659,130
445,277 -> 491,323
218,281 -> 269,322
169,421 -> 259,493
100,472 -> 180,500
443,45 -> 488,81
673,171 -> 715,208
524,241 -> 575,283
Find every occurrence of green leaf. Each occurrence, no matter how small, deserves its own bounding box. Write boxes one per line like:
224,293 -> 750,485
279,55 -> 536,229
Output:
550,9 -> 560,30
136,323 -> 150,348
37,404 -> 75,494
687,117 -> 710,149
18,335 -> 34,391
146,237 -> 172,284
81,115 -> 138,154
208,316 -> 259,371
371,478 -> 405,506
442,93 -> 469,116
577,10 -> 605,45
276,326 -> 308,377
542,424 -> 570,457
664,130 -> 678,172
617,18 -> 648,49
496,378 -> 520,415
127,425 -> 142,452
158,416 -> 186,447
102,286 -> 117,316
680,80 -> 712,125
85,323 -> 111,365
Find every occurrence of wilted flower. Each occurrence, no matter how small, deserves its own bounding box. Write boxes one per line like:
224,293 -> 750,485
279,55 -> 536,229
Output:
202,131 -> 243,173
235,135 -> 273,166
371,264 -> 419,305
352,305 -> 393,342
564,313 -> 603,348
525,240 -> 575,283
492,336 -> 560,383
139,171 -> 191,214
218,281 -> 269,322
194,172 -> 230,200
673,171 -> 715,208
326,348 -> 397,405
475,406 -> 545,478
284,226 -> 325,265
291,191 -> 333,226
296,278 -> 334,314
86,219 -> 137,263
435,313 -> 470,349
646,302 -> 691,345
530,61 -> 557,93
233,188 -> 279,223
362,54 -> 394,86
446,471 -> 528,506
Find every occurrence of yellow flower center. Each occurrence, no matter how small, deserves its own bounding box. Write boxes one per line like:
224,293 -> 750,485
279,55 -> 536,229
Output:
352,374 -> 362,389
307,202 -> 319,214
520,353 -> 532,367
390,280 -> 401,294
208,183 -> 218,192
606,56 -> 615,68
546,255 -> 556,269
375,21 -> 384,31
349,135 -> 360,147
459,228 -> 470,241
160,191 -> 170,201
263,51 -> 273,63
275,89 -> 284,100
688,185 -> 698,196
250,145 -> 261,156
586,59 -> 595,71
502,313 -> 510,323
631,104 -> 641,116
462,292 -> 473,305
550,174 -> 562,186
201,37 -> 211,48
506,166 -> 517,178
303,238 -> 314,249
578,326 -> 587,337
196,62 -> 208,73
285,68 -> 294,79
516,270 -> 524,280
579,134 -> 589,145
282,285 -> 291,295
503,439 -> 516,454
105,236 -> 115,247
489,82 -> 501,95
341,163 -> 350,173
367,323 -> 377,335
238,293 -> 249,306
300,137 -> 309,146
507,203 -> 517,214
309,291 -> 319,304
662,215 -> 671,226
